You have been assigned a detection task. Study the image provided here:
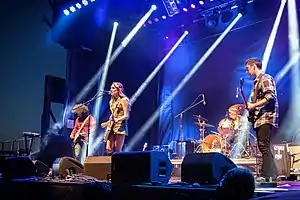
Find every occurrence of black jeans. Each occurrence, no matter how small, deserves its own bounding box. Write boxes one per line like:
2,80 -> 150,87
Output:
255,124 -> 277,178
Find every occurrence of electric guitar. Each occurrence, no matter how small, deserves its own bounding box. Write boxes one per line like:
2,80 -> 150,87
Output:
239,78 -> 255,123
73,115 -> 91,144
103,102 -> 120,142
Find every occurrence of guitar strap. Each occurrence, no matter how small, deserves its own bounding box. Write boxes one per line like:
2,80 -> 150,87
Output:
251,74 -> 264,103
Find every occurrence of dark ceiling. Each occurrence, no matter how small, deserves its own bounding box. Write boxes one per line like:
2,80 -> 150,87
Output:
49,0 -> 290,50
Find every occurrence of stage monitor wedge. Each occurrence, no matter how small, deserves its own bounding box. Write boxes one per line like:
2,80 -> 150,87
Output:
111,151 -> 173,185
52,157 -> 84,178
181,152 -> 237,185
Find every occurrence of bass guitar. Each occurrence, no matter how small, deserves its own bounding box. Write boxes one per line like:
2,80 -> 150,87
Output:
239,78 -> 255,123
103,102 -> 120,142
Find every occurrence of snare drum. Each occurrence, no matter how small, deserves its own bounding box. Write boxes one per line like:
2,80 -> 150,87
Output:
202,134 -> 224,153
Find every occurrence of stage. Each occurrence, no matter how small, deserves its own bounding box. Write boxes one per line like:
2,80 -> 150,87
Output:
1,175 -> 300,200
0,154 -> 300,200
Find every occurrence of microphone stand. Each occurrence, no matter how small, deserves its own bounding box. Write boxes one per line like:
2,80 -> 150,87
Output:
72,91 -> 106,158
174,98 -> 205,159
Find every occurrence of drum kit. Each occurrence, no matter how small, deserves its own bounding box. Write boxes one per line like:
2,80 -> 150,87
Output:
185,104 -> 257,158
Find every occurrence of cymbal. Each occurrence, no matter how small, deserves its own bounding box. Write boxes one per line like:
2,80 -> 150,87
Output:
229,104 -> 246,113
194,122 -> 215,128
193,115 -> 208,122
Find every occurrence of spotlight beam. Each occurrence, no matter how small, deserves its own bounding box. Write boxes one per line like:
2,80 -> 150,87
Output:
130,31 -> 189,105
127,14 -> 242,150
73,5 -> 157,105
93,22 -> 119,124
261,0 -> 287,72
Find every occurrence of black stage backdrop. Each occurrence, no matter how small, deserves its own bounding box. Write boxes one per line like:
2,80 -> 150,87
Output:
158,6 -> 298,145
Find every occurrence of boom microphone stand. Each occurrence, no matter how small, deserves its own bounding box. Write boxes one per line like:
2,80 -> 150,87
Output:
174,95 -> 205,159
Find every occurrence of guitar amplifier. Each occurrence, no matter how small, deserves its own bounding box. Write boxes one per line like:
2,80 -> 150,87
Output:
288,144 -> 300,171
272,144 -> 290,177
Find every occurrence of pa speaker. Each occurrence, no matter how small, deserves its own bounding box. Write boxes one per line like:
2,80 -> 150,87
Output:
2,156 -> 36,179
111,151 -> 173,185
181,152 -> 237,185
52,157 -> 84,178
84,156 -> 111,180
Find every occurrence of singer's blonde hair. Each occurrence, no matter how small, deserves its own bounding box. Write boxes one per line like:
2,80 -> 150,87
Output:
110,82 -> 131,111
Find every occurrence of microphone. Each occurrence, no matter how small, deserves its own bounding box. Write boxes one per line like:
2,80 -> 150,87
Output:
100,90 -> 111,95
202,94 -> 206,105
236,87 -> 239,98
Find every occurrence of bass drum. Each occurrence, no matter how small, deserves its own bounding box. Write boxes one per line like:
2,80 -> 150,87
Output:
202,134 -> 224,153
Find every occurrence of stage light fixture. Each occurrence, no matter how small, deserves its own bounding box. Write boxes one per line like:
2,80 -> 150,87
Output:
63,10 -> 70,16
236,0 -> 247,16
63,0 -> 96,16
162,0 -> 180,17
76,3 -> 82,9
70,6 -> 76,12
221,9 -> 233,23
205,13 -> 219,28
82,0 -> 88,6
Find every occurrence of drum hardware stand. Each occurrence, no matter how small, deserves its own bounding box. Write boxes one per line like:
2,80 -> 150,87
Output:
228,130 -> 251,158
174,95 -> 205,158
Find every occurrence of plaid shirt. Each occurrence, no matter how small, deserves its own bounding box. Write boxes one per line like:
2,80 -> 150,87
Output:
250,73 -> 279,129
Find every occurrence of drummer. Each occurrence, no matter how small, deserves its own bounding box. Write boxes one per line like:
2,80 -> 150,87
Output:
218,107 -> 242,135
218,106 -> 243,151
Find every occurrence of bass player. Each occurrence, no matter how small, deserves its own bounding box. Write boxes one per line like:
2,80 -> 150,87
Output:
101,82 -> 130,155
70,104 -> 96,164
245,58 -> 279,181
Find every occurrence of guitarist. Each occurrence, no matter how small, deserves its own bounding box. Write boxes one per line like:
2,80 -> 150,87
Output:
70,104 -> 96,164
245,58 -> 279,181
101,82 -> 130,155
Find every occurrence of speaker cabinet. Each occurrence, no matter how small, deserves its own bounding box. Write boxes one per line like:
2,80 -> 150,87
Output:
289,145 -> 300,170
84,156 -> 111,180
52,157 -> 84,178
2,156 -> 36,179
111,151 -> 173,185
181,152 -> 237,185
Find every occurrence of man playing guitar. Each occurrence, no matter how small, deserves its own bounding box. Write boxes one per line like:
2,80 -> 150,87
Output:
101,82 -> 130,155
70,104 -> 96,164
244,58 -> 279,181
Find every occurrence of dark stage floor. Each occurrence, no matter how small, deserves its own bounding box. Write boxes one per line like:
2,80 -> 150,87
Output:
1,176 -> 300,200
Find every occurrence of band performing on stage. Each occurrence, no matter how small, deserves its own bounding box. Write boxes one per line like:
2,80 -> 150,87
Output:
101,82 -> 130,155
70,104 -> 96,164
70,58 -> 279,180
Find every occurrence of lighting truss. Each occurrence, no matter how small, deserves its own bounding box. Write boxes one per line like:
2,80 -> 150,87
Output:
62,0 -> 96,16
